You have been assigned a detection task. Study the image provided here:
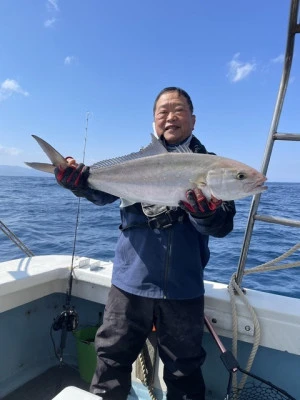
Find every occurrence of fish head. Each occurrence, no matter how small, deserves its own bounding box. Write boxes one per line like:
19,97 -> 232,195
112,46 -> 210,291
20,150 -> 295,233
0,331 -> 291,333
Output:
201,162 -> 267,201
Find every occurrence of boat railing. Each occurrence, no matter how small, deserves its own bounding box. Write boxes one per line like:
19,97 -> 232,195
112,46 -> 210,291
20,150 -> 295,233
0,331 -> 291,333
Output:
235,0 -> 300,287
0,220 -> 34,258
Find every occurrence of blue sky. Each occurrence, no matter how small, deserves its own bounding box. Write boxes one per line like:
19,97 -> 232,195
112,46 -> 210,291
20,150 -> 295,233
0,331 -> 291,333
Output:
0,0 -> 299,182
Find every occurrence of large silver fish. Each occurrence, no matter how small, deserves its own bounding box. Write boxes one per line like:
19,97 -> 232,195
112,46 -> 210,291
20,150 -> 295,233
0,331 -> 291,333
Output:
25,134 -> 267,206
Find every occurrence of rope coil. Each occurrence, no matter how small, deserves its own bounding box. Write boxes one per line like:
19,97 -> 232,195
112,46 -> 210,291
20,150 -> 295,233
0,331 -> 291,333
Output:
137,351 -> 157,400
228,242 -> 300,391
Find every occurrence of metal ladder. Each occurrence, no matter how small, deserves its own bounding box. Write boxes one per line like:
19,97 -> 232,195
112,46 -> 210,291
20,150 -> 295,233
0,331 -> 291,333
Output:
236,0 -> 300,286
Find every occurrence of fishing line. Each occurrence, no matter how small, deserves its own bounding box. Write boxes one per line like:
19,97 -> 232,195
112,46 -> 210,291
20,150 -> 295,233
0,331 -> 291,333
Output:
67,111 -> 90,302
51,112 -> 91,368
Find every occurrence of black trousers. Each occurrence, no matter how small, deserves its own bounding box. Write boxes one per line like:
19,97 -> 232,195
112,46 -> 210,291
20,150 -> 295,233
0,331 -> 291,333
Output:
90,285 -> 206,400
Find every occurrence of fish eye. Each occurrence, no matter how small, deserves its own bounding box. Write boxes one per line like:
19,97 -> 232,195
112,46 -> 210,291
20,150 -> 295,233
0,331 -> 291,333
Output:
236,172 -> 247,180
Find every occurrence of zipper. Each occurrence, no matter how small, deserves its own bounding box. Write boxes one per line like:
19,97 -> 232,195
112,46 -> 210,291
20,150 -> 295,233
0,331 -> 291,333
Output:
163,228 -> 173,298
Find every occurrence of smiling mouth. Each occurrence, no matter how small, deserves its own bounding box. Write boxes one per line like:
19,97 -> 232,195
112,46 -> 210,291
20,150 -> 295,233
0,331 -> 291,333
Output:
165,125 -> 179,132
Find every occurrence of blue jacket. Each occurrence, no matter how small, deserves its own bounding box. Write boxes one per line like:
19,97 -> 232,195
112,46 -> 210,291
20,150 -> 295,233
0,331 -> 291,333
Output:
75,135 -> 236,299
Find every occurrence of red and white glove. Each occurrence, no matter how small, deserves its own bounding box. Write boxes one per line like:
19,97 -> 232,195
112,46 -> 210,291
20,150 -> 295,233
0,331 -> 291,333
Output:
179,188 -> 222,218
54,160 -> 90,191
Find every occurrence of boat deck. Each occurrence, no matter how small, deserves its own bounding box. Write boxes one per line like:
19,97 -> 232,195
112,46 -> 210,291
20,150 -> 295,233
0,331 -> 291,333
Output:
1,364 -> 167,400
2,365 -> 89,400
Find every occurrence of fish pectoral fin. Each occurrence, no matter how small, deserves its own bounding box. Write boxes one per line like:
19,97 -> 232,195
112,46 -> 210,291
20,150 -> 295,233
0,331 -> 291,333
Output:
189,178 -> 207,188
24,162 -> 56,174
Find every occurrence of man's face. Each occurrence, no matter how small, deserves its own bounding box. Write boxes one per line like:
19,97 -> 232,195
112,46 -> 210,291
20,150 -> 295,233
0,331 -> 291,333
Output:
154,91 -> 196,145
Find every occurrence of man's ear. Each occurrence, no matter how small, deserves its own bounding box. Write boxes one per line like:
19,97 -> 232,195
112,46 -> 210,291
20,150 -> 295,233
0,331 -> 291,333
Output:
152,122 -> 159,138
192,114 -> 196,131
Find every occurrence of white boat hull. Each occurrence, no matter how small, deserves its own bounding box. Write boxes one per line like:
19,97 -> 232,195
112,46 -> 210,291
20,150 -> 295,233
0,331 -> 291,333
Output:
0,255 -> 299,399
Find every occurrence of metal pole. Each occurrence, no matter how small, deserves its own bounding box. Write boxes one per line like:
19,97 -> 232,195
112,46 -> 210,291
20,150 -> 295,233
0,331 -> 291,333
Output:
235,0 -> 300,286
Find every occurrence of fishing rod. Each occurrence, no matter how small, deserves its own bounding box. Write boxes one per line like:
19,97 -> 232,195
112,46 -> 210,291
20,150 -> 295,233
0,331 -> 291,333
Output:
51,112 -> 90,365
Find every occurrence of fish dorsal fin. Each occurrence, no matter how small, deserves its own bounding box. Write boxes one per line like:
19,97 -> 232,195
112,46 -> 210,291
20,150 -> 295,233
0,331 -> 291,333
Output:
170,144 -> 192,154
90,134 -> 168,170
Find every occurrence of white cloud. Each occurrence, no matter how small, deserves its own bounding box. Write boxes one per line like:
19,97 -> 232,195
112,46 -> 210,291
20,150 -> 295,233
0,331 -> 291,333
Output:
44,17 -> 57,28
0,145 -> 22,156
0,79 -> 29,102
64,56 -> 77,65
271,54 -> 284,64
44,0 -> 59,27
227,53 -> 256,83
47,0 -> 59,12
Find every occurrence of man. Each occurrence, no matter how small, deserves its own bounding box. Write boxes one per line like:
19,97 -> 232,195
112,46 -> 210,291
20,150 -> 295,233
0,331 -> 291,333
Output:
55,87 -> 236,399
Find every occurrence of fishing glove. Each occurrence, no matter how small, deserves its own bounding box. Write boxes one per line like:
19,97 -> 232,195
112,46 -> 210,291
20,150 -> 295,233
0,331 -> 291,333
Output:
179,188 -> 222,218
54,163 -> 90,191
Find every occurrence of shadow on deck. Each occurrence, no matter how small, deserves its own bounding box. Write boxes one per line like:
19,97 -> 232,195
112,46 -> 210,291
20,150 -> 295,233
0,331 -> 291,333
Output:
3,365 -> 89,400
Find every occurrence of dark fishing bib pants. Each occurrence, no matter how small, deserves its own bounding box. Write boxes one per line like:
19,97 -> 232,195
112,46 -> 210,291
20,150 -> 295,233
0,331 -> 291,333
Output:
90,285 -> 206,400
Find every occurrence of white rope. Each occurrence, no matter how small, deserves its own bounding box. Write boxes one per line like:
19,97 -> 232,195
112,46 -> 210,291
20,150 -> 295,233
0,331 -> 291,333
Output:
229,272 -> 261,390
228,242 -> 300,390
228,275 -> 239,389
244,243 -> 300,276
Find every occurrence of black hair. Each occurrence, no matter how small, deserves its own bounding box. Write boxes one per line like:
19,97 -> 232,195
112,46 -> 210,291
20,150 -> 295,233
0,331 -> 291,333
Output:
153,87 -> 194,115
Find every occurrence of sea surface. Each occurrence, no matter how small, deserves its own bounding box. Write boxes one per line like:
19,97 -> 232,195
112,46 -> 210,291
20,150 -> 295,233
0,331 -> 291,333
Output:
0,177 -> 299,298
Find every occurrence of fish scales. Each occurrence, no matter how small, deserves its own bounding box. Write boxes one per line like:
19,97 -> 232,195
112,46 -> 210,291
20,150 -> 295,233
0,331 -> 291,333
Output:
88,153 -> 221,206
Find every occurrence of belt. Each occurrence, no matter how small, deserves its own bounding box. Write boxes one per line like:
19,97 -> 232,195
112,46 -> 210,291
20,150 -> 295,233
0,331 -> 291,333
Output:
120,208 -> 188,231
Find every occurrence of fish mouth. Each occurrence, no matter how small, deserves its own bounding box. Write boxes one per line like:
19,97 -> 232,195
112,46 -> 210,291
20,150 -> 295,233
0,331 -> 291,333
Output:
247,177 -> 268,194
254,184 -> 268,193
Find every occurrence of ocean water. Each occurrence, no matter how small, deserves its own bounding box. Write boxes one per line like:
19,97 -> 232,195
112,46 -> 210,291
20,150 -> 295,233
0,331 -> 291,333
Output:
1,177 -> 299,298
